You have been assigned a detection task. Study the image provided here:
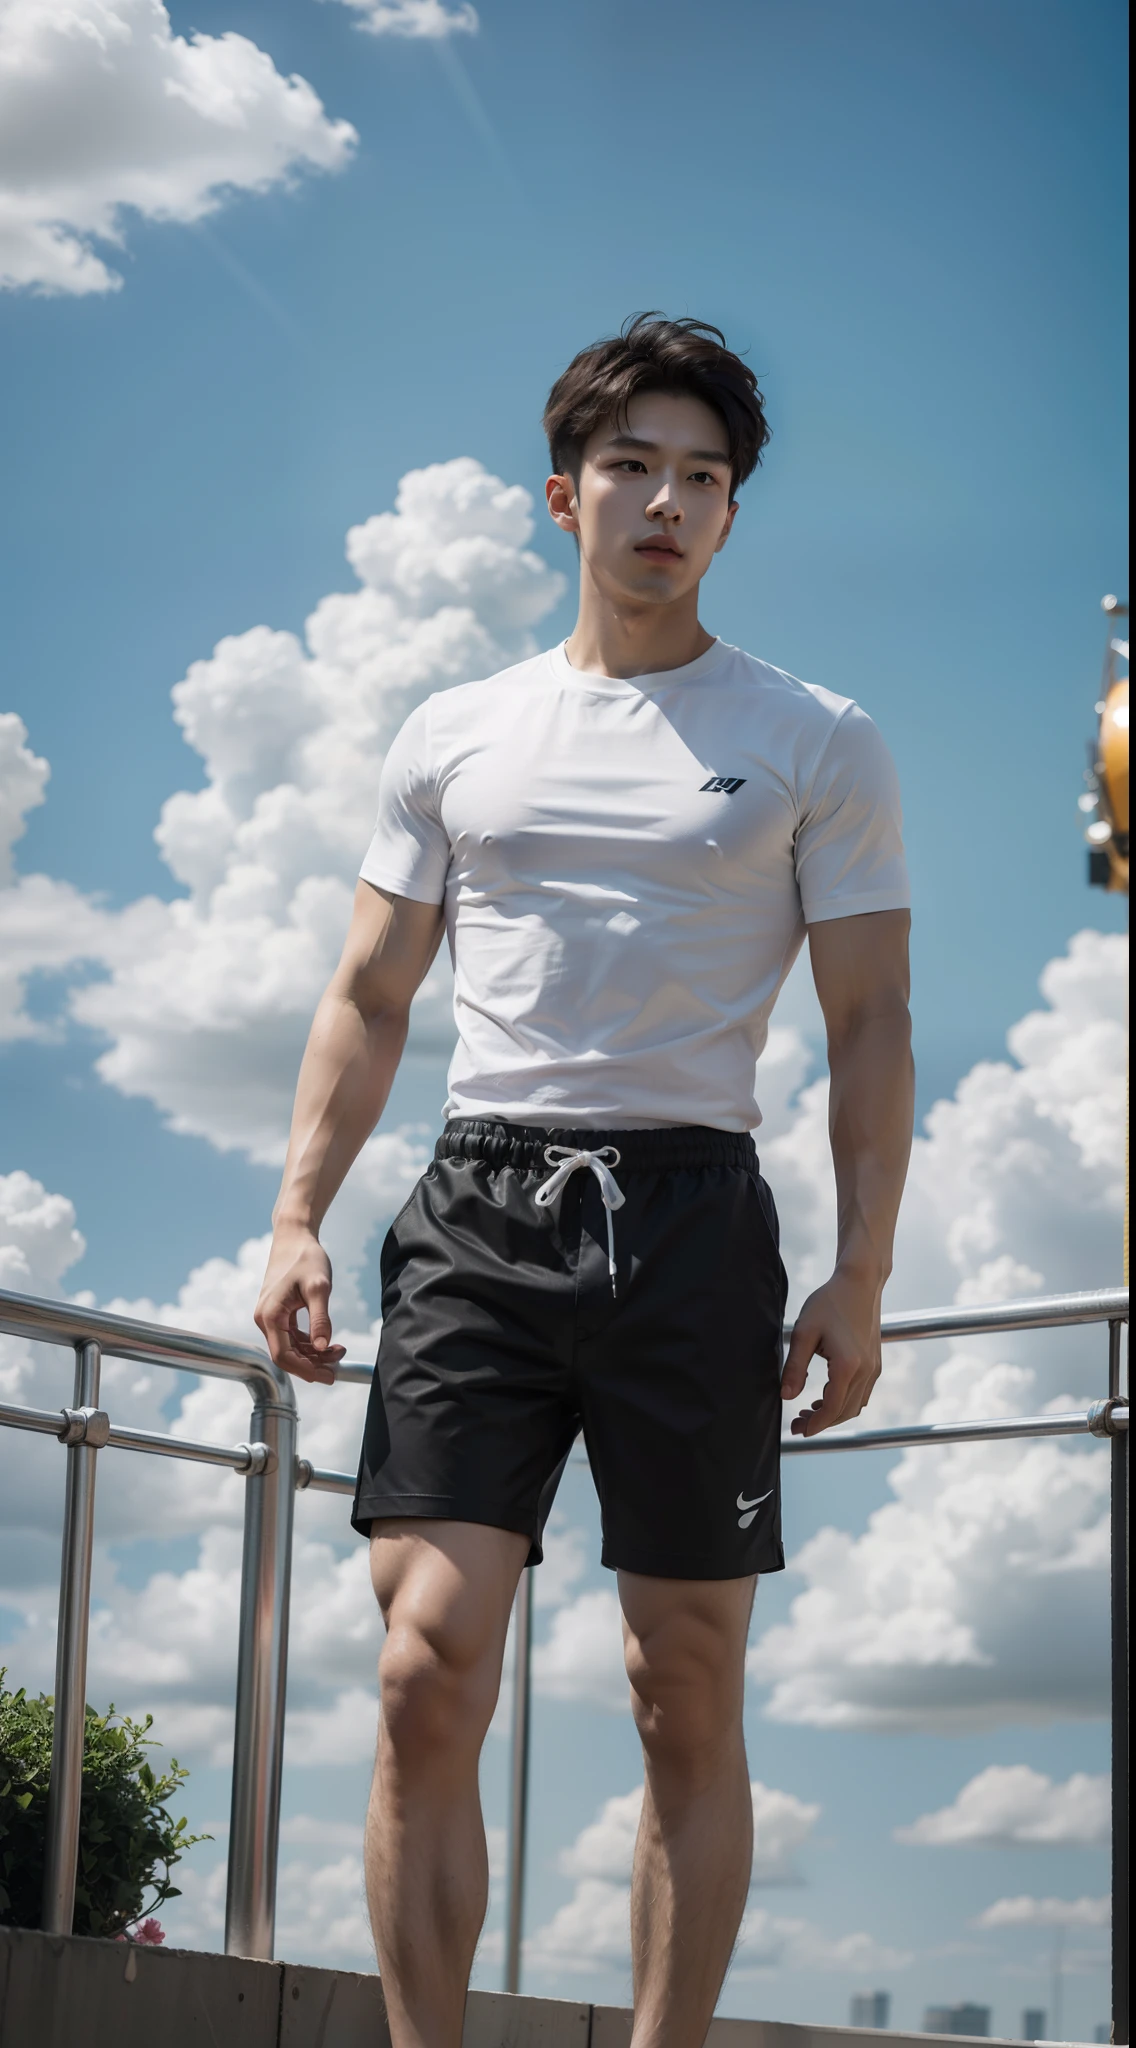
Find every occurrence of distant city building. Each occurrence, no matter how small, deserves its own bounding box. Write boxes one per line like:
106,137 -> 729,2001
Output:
1021,2012 -> 1046,2041
851,1993 -> 892,2030
923,2005 -> 992,2038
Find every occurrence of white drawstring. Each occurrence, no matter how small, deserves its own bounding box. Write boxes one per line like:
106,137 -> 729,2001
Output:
534,1145 -> 626,1295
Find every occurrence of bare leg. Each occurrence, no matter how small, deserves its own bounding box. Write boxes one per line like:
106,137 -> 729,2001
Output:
366,1519 -> 529,2048
619,1570 -> 758,2048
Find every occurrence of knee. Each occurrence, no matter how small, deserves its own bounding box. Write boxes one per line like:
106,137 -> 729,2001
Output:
378,1618 -> 498,1768
626,1613 -> 741,1767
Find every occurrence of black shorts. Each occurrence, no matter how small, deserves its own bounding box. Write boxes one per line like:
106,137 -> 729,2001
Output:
352,1119 -> 788,1580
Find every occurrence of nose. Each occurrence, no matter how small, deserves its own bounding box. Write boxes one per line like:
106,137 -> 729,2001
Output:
645,471 -> 683,523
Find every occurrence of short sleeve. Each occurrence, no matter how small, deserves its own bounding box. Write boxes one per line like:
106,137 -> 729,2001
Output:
358,699 -> 451,905
795,704 -> 910,924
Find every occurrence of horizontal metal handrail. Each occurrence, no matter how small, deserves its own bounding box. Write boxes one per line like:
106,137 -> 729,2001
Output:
781,1401 -> 1128,1454
0,1287 -> 293,1406
329,1285 -> 1129,1389
868,1284 -> 1128,1344
0,1399 -> 272,1471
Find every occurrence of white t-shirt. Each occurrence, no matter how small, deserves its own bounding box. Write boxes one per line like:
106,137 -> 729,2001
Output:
360,638 -> 909,1132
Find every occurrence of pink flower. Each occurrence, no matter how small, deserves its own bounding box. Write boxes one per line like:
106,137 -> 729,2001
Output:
115,1917 -> 165,1945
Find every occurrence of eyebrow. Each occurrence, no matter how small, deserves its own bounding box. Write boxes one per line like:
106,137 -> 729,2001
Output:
601,433 -> 731,465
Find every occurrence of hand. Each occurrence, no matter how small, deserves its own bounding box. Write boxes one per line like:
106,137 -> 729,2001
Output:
254,1225 -> 347,1385
780,1272 -> 882,1437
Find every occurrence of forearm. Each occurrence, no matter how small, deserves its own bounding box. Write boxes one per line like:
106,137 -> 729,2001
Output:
272,990 -> 408,1235
826,1001 -> 914,1290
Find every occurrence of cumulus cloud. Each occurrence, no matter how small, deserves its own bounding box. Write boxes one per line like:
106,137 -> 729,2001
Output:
530,1888 -> 907,1984
324,0 -> 478,34
733,1910 -> 911,1978
559,1780 -> 819,1887
532,1587 -> 626,1712
748,1370 -> 1111,1732
527,1780 -> 901,1982
529,1785 -> 900,1977
0,459 -> 564,1171
897,1765 -> 1110,1848
973,1894 -> 1110,1929
743,928 -> 1125,1734
0,0 -> 356,296
0,715 -> 152,1043
0,713 -> 47,882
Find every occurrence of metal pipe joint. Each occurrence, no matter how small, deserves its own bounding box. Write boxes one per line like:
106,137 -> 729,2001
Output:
56,1406 -> 110,1448
1088,1398 -> 1131,1437
235,1441 -> 276,1476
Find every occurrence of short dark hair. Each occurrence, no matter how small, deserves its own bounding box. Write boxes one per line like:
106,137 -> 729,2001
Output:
543,313 -> 770,502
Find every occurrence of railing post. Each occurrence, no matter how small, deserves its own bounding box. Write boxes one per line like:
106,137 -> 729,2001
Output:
224,1383 -> 297,1960
504,1564 -> 533,1996
1109,1318 -> 1129,2044
41,1340 -> 101,1933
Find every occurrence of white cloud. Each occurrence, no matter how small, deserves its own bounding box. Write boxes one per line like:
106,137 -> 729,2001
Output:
559,1780 -> 819,1887
0,458 -> 564,1174
0,714 -> 149,1043
324,0 -> 478,36
0,0 -> 356,296
733,1908 -> 912,1977
0,1167 -> 85,1301
164,1837 -> 376,1964
533,1513 -> 588,1610
746,928 -> 1125,1733
275,1852 -> 372,1960
527,1779 -> 884,1982
532,1587 -> 627,1713
0,713 -> 47,882
974,1894 -> 1110,1929
527,1877 -> 631,1970
749,1380 -> 1110,1732
897,1765 -> 1110,1848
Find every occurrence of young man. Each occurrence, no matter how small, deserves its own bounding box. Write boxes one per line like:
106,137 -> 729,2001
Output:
255,315 -> 914,2048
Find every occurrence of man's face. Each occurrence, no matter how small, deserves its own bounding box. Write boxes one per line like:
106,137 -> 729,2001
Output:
547,389 -> 738,605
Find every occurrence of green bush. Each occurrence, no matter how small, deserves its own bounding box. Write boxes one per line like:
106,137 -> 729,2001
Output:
0,1669 -> 209,1938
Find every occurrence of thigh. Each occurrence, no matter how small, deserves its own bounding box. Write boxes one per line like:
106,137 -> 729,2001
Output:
371,1520 -> 529,1667
581,1163 -> 787,1581
618,1570 -> 757,1726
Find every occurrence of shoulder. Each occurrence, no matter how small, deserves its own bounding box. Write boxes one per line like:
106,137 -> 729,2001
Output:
725,646 -> 859,729
423,647 -> 554,726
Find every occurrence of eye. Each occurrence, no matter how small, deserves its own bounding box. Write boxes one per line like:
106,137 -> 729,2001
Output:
689,470 -> 719,485
614,459 -> 648,473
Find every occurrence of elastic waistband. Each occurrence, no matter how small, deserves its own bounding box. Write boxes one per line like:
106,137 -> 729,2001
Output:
436,1119 -> 757,1174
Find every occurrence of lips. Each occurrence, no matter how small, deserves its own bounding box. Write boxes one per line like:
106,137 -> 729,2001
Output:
635,540 -> 683,559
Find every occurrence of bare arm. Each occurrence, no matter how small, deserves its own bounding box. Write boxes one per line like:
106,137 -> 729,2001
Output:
255,881 -> 444,1383
780,908 -> 914,1436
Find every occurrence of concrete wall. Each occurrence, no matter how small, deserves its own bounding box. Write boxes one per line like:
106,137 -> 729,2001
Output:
0,1927 -> 1046,2048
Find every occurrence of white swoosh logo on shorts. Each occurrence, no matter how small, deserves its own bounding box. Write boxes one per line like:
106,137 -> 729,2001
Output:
737,1489 -> 773,1530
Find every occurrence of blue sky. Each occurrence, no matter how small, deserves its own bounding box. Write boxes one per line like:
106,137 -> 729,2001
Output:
0,0 -> 1127,2028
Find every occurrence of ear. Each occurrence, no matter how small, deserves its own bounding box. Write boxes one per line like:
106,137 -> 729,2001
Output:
713,499 -> 740,554
546,472 -> 580,536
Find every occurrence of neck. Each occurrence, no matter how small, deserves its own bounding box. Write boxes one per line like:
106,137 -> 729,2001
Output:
564,564 -> 715,679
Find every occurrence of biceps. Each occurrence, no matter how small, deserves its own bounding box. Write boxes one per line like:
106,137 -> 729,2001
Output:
807,910 -> 911,1038
336,882 -> 445,1013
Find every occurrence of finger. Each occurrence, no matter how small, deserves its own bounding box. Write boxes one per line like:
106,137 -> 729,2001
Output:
781,1321 -> 820,1400
790,1360 -> 857,1436
304,1278 -> 334,1354
258,1302 -> 342,1383
277,1340 -> 339,1385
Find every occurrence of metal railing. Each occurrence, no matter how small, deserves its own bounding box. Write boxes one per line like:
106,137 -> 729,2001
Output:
0,1283 -> 1128,2039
